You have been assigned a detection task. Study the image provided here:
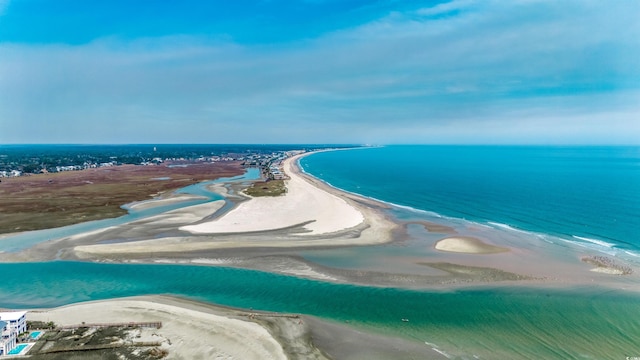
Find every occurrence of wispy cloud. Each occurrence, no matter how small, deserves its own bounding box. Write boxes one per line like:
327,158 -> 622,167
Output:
0,0 -> 638,144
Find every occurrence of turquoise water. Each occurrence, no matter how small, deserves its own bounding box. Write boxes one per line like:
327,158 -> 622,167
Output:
8,344 -> 27,355
301,146 -> 640,254
1,261 -> 639,359
29,331 -> 41,339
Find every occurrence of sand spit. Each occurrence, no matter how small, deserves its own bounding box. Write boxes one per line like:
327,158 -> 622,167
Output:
131,200 -> 226,226
25,296 -> 451,360
180,154 -> 365,236
435,236 -> 509,254
27,297 -> 305,360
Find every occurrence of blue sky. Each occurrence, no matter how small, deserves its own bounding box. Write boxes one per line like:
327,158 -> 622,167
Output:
0,0 -> 638,144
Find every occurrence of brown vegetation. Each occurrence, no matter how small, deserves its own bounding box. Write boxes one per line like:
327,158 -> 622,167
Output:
0,162 -> 243,234
28,326 -> 168,360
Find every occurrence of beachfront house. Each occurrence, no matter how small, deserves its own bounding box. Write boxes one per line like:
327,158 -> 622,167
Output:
0,320 -> 17,356
0,312 -> 27,335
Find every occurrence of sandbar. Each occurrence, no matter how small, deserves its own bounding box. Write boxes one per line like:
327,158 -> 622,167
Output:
435,236 -> 509,254
126,194 -> 207,211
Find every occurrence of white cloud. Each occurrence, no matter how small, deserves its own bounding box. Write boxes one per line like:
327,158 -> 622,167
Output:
0,0 -> 639,144
415,0 -> 476,17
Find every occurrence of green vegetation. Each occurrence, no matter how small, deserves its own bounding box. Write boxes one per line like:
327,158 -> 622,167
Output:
244,180 -> 287,197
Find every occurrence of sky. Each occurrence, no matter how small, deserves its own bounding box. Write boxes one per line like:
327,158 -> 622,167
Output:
0,0 -> 639,144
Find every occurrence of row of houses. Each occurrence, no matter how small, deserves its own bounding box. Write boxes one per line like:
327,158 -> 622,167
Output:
269,164 -> 286,180
0,311 -> 27,356
0,170 -> 22,178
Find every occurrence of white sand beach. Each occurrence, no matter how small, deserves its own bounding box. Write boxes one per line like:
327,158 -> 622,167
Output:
28,297 -> 289,360
180,154 -> 364,236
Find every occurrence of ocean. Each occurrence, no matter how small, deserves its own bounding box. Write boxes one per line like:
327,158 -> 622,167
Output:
1,145 -> 639,359
301,146 -> 640,256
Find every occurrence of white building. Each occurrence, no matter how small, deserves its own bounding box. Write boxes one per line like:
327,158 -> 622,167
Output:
0,312 -> 27,335
0,320 -> 17,356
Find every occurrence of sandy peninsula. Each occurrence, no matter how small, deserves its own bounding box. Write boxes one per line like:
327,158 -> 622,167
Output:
68,152 -> 395,258
27,296 -> 297,360
24,295 -> 448,360
181,154 -> 364,235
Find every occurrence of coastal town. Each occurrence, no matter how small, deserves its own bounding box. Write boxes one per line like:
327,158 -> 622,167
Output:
0,145 -> 338,179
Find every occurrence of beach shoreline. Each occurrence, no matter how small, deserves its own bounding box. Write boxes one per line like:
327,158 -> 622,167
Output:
25,295 -> 307,360
2,148 -> 638,292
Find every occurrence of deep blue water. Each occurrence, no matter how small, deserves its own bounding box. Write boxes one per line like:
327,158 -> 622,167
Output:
301,146 -> 640,253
